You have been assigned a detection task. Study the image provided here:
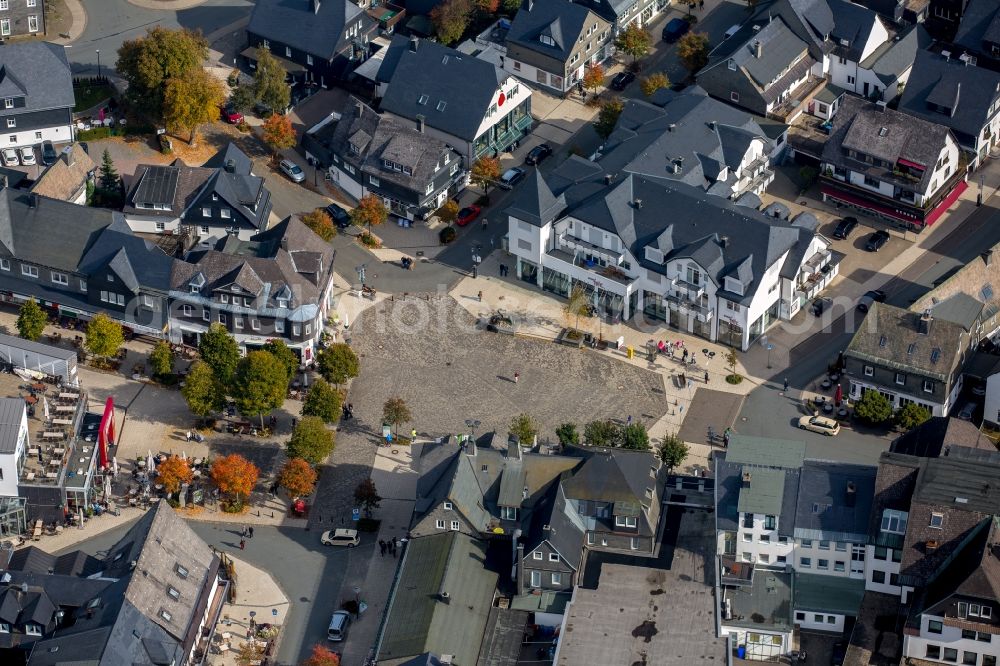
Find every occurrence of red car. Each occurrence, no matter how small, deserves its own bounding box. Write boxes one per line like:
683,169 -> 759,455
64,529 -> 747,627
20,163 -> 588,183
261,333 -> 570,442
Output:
220,106 -> 244,124
456,205 -> 481,226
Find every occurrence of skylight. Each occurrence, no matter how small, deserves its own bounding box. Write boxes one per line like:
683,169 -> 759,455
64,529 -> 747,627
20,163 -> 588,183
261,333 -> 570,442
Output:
175,563 -> 189,579
879,335 -> 887,348
907,343 -> 916,355
930,348 -> 941,364
436,101 -> 447,112
418,94 -> 429,105
167,586 -> 180,600
878,127 -> 889,137
983,284 -> 994,301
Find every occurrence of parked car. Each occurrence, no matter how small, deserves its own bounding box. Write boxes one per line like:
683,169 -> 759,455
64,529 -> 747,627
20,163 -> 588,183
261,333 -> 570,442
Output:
327,610 -> 351,642
832,641 -> 847,666
499,167 -> 526,190
865,230 -> 890,252
662,17 -> 690,42
18,146 -> 35,166
957,401 -> 977,421
456,204 -> 482,226
856,290 -> 887,313
220,105 -> 244,124
325,203 -> 352,229
524,143 -> 552,165
810,297 -> 832,316
1,148 -> 18,167
41,141 -> 56,166
832,216 -> 859,240
610,71 -> 636,91
279,159 -> 305,183
797,415 -> 841,436
320,528 -> 360,547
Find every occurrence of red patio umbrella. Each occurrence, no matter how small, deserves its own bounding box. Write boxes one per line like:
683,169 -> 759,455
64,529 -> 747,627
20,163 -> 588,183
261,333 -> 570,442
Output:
834,384 -> 843,407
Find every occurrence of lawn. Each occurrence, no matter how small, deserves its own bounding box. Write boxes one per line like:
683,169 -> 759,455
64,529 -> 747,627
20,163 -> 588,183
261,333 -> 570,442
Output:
73,83 -> 114,113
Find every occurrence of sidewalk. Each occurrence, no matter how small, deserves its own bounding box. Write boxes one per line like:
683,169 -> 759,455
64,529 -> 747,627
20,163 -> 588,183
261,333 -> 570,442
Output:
49,0 -> 86,44
209,555 -> 291,666
336,444 -> 417,665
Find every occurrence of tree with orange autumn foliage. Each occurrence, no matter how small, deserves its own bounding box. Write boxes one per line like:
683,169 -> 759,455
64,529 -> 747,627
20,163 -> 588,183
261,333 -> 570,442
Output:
210,454 -> 259,511
300,644 -> 341,666
278,458 -> 317,498
157,456 -> 193,495
262,113 -> 296,157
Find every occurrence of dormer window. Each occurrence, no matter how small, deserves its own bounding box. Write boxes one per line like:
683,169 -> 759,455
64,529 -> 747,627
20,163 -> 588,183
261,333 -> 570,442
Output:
615,516 -> 637,528
190,285 -> 199,294
3,98 -> 12,109
443,502 -> 452,510
220,294 -> 229,304
539,34 -> 555,47
277,298 -> 288,308
880,509 -> 908,535
25,624 -> 41,636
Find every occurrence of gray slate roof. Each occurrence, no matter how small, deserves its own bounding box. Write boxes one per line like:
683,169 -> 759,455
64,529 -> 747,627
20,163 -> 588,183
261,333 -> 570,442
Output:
507,0 -> 595,62
861,24 -> 931,85
845,302 -> 967,380
247,0 -> 369,60
890,416 -> 997,459
898,50 -> 1000,147
821,94 -> 955,193
378,36 -> 511,142
522,483 -> 585,570
828,0 -> 883,63
954,0 -> 1000,58
929,292 -> 985,330
0,398 -> 22,455
378,532 -> 498,665
715,451 -> 802,536
794,460 -> 877,543
0,43 -> 74,117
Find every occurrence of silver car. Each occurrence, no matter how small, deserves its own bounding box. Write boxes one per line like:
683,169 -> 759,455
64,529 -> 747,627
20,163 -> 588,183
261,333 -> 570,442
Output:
1,148 -> 18,167
18,146 -> 35,166
279,159 -> 305,183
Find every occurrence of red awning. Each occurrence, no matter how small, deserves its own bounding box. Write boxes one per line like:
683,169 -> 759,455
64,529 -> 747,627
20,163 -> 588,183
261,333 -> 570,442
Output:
924,180 -> 968,226
896,158 -> 925,170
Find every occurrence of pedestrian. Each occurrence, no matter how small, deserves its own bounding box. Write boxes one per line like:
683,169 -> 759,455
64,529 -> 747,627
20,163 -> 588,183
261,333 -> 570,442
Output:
705,371 -> 709,383
783,378 -> 789,392
682,348 -> 688,360
627,415 -> 633,426
379,539 -> 386,556
242,525 -> 248,538
292,418 -> 297,429
393,536 -> 399,550
482,217 -> 488,230
514,372 -> 520,383
186,431 -> 192,441
699,0 -> 704,8
239,538 -> 245,550
478,290 -> 483,302
248,526 -> 254,539
411,428 -> 417,440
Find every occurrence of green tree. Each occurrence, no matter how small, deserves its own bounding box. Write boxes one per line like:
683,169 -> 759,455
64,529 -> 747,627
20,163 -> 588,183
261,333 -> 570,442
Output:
509,413 -> 538,445
621,422 -> 650,450
182,361 -> 225,421
854,390 -> 893,425
584,419 -> 620,447
382,397 -> 412,437
594,97 -> 624,140
502,0 -> 520,13
640,72 -> 670,97
85,313 -> 125,361
232,351 -> 288,430
229,83 -> 257,113
253,49 -> 291,114
163,68 -> 226,145
198,323 -> 240,385
430,0 -> 473,45
350,194 -> 389,237
564,285 -> 590,333
895,402 -> 931,431
98,149 -> 120,192
615,24 -> 652,64
301,379 -> 342,424
555,423 -> 579,447
287,416 -> 335,465
262,338 -> 298,384
16,299 -> 46,341
115,26 -> 209,119
354,478 -> 382,517
656,432 -> 689,471
677,32 -> 710,74
724,347 -> 740,379
470,156 -> 501,203
316,343 -> 360,387
149,340 -> 174,377
301,208 -> 336,242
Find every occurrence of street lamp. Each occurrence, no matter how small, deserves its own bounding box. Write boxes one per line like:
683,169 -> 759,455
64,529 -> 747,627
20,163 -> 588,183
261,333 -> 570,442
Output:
96,49 -> 101,80
356,264 -> 367,289
589,278 -> 603,342
471,245 -> 482,279
766,342 -> 775,369
465,419 -> 481,443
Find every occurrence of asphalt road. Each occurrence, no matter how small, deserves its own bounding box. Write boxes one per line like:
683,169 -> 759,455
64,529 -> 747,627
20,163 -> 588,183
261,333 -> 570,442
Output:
56,519 -> 347,666
66,0 -> 252,76
736,197 -> 1000,462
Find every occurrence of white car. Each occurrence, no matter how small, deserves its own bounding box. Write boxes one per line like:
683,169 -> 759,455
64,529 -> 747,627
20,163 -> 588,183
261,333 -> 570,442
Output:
797,415 -> 841,436
279,159 -> 305,183
18,146 -> 35,166
1,148 -> 18,167
321,528 -> 360,547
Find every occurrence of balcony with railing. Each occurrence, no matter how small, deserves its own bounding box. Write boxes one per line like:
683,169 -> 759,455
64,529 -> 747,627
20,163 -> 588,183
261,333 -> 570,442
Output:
665,291 -> 714,322
767,74 -> 828,123
545,248 -> 633,286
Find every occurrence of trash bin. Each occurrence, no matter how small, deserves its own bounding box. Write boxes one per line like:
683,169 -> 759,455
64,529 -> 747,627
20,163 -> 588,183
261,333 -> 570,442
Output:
737,646 -> 746,659
626,346 -> 634,359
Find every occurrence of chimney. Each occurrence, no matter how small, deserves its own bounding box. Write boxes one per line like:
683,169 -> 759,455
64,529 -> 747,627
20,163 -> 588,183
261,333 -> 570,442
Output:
224,159 -> 235,173
439,591 -> 451,604
355,100 -> 364,118
463,436 -> 477,457
983,250 -> 993,267
409,36 -> 419,53
668,123 -> 676,132
61,145 -> 74,167
742,471 -> 752,488
416,114 -> 425,133
720,235 -> 729,248
522,486 -> 529,500
752,24 -> 761,32
753,40 -> 762,58
604,173 -> 613,185
516,543 -> 525,595
876,100 -> 887,113
709,120 -> 717,130
280,235 -> 288,251
28,193 -> 37,208
918,309 -> 932,335
846,481 -> 856,508
309,0 -> 321,14
942,50 -> 951,62
633,198 -> 643,209
507,439 -> 521,460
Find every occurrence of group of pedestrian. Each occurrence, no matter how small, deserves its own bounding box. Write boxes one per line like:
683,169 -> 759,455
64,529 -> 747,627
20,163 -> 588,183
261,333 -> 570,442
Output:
378,537 -> 400,558
239,524 -> 255,550
342,404 -> 355,420
498,264 -> 509,277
